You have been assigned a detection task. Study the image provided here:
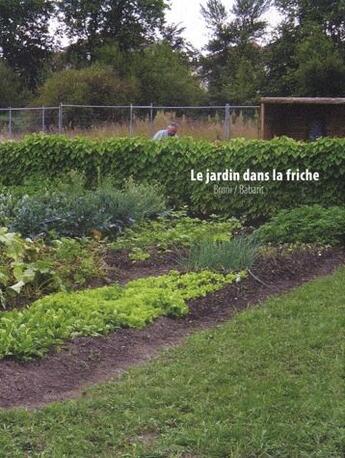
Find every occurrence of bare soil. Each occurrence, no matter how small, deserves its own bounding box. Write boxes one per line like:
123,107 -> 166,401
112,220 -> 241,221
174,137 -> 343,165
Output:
0,247 -> 343,410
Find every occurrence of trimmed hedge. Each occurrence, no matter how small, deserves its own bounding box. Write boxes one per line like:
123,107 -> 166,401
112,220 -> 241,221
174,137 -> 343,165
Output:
1,134 -> 345,219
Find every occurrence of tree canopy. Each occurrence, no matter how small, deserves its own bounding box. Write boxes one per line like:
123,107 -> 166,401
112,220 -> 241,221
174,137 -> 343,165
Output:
0,0 -> 345,107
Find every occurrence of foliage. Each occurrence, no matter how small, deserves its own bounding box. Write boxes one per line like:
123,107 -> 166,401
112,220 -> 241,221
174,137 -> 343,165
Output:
58,0 -> 167,57
264,22 -> 302,97
35,65 -> 137,127
0,228 -> 48,308
1,134 -> 345,220
112,211 -> 241,258
0,0 -> 54,88
183,236 -> 259,273
0,270 -> 245,359
265,1 -> 345,97
96,177 -> 166,223
1,269 -> 344,456
255,205 -> 345,245
0,62 -> 31,108
0,228 -> 104,308
0,177 -> 166,238
291,25 -> 345,97
40,43 -> 204,111
274,0 -> 345,40
201,0 -> 269,104
45,237 -> 105,291
132,43 -> 205,106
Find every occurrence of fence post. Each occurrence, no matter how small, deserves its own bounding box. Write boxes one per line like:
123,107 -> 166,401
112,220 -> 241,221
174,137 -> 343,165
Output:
150,103 -> 154,135
224,104 -> 230,140
42,106 -> 46,132
58,103 -> 63,134
8,107 -> 12,138
129,104 -> 133,136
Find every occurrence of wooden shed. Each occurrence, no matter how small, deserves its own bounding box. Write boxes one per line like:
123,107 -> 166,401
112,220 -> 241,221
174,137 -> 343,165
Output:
260,97 -> 345,140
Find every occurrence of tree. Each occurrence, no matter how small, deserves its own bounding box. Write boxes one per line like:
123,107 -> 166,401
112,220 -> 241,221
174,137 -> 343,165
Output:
160,23 -> 199,63
0,0 -> 54,88
265,0 -> 345,96
201,0 -> 228,31
36,65 -> 137,106
292,26 -> 345,96
201,0 -> 270,103
225,57 -> 263,103
35,65 -> 138,127
274,0 -> 345,45
133,43 -> 205,105
264,22 -> 302,96
0,62 -> 31,108
57,0 -> 168,61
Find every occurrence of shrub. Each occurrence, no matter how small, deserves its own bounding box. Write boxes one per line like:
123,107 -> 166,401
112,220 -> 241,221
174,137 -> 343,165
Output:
182,237 -> 259,273
2,178 -> 165,238
0,270 -> 246,359
35,66 -> 137,128
1,135 -> 345,220
96,178 -> 166,223
255,205 -> 345,245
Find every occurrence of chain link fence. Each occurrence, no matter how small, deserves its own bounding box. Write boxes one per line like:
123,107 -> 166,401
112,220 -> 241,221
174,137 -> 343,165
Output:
0,104 -> 260,141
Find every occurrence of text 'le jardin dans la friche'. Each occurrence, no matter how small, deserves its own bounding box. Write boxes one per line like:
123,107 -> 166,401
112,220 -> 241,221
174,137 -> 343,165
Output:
190,169 -> 320,185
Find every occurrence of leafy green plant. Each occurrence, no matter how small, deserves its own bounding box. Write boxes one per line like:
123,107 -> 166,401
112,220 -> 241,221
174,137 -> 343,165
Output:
182,236 -> 259,273
0,228 -> 51,308
1,177 -> 166,238
0,192 -> 17,227
255,205 -> 345,245
1,135 -> 345,219
0,270 -> 246,360
0,228 -> 104,308
112,211 -> 241,258
45,238 -> 104,291
95,178 -> 166,223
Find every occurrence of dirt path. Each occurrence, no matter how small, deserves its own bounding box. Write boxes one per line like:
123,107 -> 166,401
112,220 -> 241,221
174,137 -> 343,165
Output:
0,248 -> 344,410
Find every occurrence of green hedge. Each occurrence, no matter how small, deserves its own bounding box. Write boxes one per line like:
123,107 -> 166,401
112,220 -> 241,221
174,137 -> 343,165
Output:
1,134 -> 345,219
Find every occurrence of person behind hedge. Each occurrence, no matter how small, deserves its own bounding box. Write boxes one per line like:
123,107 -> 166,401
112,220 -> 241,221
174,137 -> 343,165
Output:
152,122 -> 178,140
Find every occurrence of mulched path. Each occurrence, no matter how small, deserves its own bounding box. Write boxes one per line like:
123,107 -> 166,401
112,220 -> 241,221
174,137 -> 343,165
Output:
0,247 -> 344,410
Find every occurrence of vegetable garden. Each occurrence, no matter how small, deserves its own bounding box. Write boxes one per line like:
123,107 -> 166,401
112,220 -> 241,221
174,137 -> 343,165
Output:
0,134 -> 344,456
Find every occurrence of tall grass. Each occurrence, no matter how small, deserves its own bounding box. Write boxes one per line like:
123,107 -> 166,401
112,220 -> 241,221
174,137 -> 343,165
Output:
1,110 -> 260,142
67,111 -> 260,141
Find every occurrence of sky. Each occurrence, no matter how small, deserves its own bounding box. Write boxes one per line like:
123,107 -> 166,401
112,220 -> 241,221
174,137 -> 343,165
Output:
166,0 -> 283,50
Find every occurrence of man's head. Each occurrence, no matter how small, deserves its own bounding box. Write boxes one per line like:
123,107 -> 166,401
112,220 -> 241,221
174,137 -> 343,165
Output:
167,122 -> 178,136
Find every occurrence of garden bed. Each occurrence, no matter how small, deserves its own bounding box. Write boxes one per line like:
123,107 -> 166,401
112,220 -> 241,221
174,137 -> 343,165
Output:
0,246 -> 343,409
105,247 -> 183,283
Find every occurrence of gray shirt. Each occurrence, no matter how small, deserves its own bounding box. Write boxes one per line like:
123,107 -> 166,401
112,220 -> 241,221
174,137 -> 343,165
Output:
152,129 -> 170,140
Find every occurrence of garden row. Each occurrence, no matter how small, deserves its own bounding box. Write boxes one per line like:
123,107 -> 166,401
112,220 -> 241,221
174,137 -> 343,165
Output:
0,183 -> 345,361
0,135 -> 345,363
1,134 -> 345,218
2,268 -> 343,455
1,169 -> 344,311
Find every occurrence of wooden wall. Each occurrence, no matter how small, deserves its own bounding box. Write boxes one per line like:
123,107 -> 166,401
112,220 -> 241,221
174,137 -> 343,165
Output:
262,104 -> 345,140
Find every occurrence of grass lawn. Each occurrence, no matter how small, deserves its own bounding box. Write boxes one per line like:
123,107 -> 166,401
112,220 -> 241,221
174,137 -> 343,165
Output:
0,268 -> 344,457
